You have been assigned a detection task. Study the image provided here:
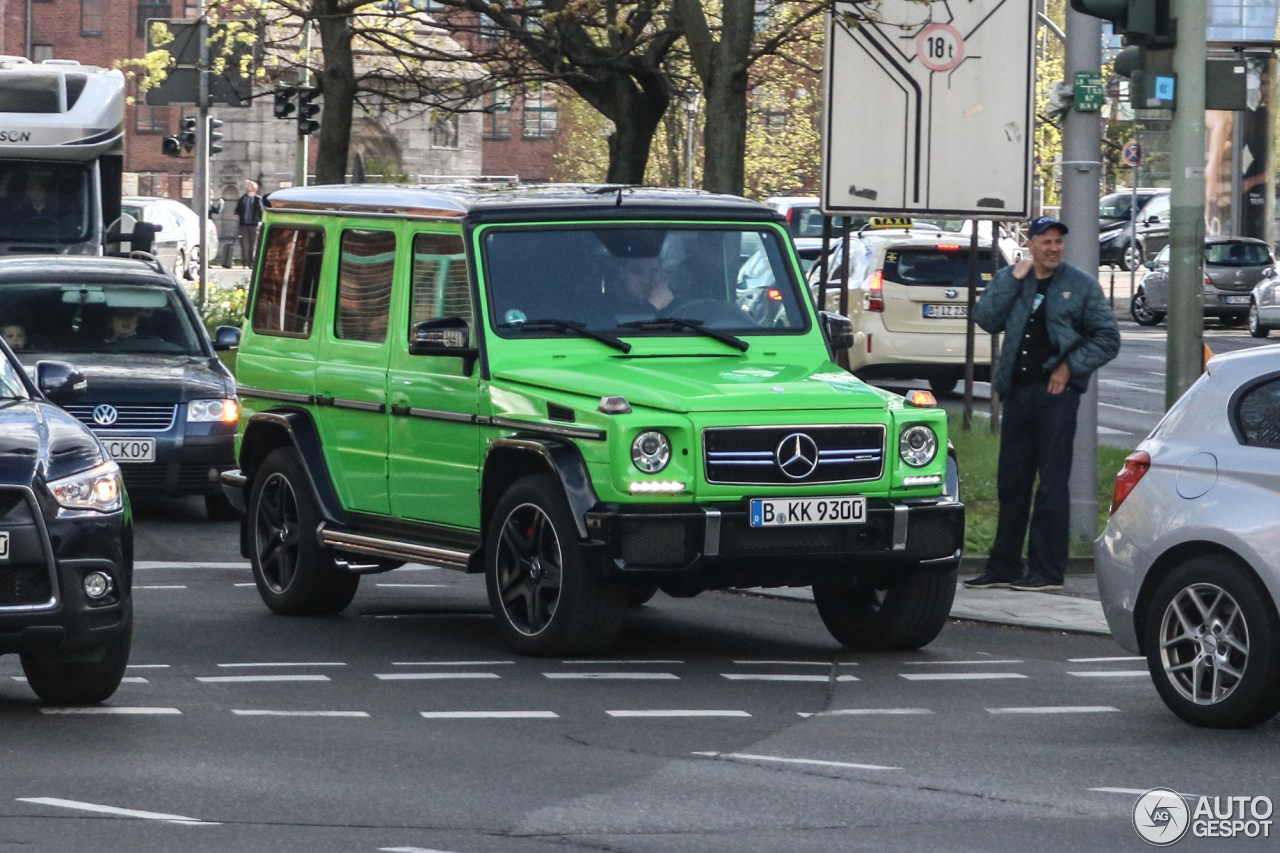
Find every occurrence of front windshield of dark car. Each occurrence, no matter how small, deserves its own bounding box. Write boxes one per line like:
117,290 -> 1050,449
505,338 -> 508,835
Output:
484,226 -> 809,336
0,350 -> 29,398
0,161 -> 91,244
0,282 -> 204,355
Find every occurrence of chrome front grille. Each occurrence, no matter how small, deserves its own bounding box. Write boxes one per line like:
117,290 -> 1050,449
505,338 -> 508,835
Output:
703,425 -> 886,485
64,404 -> 177,431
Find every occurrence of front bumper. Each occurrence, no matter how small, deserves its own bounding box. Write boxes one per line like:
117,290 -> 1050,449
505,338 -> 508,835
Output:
583,497 -> 963,591
96,424 -> 236,499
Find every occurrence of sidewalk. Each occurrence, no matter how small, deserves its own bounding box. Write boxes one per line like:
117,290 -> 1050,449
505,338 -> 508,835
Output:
742,572 -> 1110,636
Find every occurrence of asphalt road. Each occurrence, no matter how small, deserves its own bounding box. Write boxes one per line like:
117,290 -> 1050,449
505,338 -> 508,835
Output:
2,503 -> 1278,852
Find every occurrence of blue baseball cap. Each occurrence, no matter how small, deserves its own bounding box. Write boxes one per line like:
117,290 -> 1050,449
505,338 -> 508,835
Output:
1028,215 -> 1069,237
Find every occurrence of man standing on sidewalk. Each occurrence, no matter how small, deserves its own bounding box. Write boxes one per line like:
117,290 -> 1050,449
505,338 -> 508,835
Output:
964,216 -> 1121,591
234,181 -> 263,269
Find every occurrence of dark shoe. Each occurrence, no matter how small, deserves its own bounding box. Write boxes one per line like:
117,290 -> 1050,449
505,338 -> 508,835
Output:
1010,576 -> 1064,592
963,571 -> 1020,589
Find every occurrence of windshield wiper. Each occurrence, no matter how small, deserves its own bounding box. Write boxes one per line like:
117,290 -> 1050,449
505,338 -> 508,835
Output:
619,318 -> 749,352
499,319 -> 632,353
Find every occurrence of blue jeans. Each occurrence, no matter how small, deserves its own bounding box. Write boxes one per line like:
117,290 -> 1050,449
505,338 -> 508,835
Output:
986,383 -> 1080,584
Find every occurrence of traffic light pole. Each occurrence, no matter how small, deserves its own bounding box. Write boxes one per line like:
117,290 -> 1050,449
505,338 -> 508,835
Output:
195,11 -> 211,309
1165,0 -> 1208,408
296,21 -> 311,188
1062,5 -> 1102,544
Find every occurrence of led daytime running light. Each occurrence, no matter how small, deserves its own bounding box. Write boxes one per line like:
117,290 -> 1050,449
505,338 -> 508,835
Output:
628,481 -> 686,494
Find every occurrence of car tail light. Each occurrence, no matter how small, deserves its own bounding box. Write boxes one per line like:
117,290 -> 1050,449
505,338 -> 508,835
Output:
1205,274 -> 1212,285
1110,450 -> 1151,515
766,288 -> 783,301
937,244 -> 962,251
868,270 -> 884,311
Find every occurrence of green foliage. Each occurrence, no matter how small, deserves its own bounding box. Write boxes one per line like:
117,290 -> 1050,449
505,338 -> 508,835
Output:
187,279 -> 248,337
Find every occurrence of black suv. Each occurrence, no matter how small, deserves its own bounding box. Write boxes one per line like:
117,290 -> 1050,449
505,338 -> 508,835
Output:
0,337 -> 133,703
0,257 -> 240,519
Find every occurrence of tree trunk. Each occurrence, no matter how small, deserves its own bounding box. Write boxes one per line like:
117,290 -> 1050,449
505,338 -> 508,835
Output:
313,1 -> 357,186
577,72 -> 669,185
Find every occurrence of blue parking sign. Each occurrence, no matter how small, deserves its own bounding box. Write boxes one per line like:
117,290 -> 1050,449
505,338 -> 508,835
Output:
1155,76 -> 1176,101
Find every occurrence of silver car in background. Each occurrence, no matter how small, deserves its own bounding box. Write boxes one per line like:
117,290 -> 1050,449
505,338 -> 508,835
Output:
1132,237 -> 1275,327
1096,345 -> 1280,727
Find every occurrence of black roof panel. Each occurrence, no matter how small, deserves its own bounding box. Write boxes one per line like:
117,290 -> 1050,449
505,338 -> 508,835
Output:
0,256 -> 175,285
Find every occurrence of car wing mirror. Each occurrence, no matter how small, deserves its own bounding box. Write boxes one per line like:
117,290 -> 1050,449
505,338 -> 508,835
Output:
35,360 -> 87,406
1147,216 -> 1162,225
1263,267 -> 1276,278
1143,261 -> 1155,270
818,310 -> 855,351
410,317 -> 479,376
213,325 -> 242,351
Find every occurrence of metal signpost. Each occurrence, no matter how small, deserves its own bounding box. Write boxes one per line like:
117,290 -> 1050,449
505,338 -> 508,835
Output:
1122,139 -> 1142,302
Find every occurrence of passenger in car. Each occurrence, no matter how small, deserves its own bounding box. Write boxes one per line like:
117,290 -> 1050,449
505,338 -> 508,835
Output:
2,322 -> 26,350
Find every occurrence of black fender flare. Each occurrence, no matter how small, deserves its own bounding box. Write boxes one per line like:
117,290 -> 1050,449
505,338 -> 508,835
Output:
944,440 -> 960,502
239,408 -> 346,526
481,437 -> 599,542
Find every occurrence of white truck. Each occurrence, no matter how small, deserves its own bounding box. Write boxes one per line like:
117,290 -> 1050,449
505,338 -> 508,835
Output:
0,57 -> 126,255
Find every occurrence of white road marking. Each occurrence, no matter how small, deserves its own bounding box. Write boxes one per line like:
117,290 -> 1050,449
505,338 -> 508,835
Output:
722,674 -> 858,682
391,661 -> 514,666
217,662 -> 346,668
395,565 -> 441,571
119,677 -> 149,684
135,585 -> 187,590
16,797 -> 214,825
544,672 -> 679,680
731,660 -> 858,667
1099,402 -> 1157,414
798,708 -> 933,717
902,659 -> 1023,665
1089,787 -> 1200,801
559,659 -> 684,664
10,676 -> 25,682
135,561 -> 249,570
693,751 -> 899,771
126,664 -> 169,669
232,710 -> 369,717
419,711 -> 558,719
376,584 -> 448,588
1068,670 -> 1149,678
1100,379 -> 1164,395
40,707 -> 181,715
1069,656 -> 1145,663
1098,426 -> 1132,436
899,673 -> 1027,681
233,583 -> 256,587
1137,355 -> 1167,362
607,710 -> 751,718
987,706 -> 1121,715
197,675 -> 331,683
380,847 -> 460,853
377,673 -> 501,681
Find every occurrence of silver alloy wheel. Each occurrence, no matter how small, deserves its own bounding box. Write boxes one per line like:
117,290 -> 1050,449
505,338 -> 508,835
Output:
495,502 -> 562,636
1123,242 -> 1142,271
1249,302 -> 1266,336
1131,290 -> 1158,325
1158,582 -> 1249,705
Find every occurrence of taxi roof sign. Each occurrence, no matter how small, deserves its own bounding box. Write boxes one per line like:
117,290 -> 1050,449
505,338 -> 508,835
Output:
869,216 -> 914,230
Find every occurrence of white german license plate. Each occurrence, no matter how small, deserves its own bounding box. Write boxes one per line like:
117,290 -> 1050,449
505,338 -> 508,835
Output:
103,437 -> 156,463
923,303 -> 967,318
750,496 -> 867,527
1224,295 -> 1250,305
0,531 -> 8,561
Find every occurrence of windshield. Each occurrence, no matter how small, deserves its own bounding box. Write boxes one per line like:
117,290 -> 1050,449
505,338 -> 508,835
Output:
0,161 -> 92,244
0,282 -> 204,355
790,208 -> 863,238
1205,242 -> 1272,267
484,226 -> 810,337
1099,193 -> 1155,220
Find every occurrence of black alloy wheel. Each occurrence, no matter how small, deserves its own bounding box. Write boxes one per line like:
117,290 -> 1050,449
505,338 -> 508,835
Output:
255,471 -> 301,595
1130,289 -> 1163,326
494,502 -> 563,636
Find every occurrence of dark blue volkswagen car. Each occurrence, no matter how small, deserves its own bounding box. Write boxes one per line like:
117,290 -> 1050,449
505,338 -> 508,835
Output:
0,336 -> 133,703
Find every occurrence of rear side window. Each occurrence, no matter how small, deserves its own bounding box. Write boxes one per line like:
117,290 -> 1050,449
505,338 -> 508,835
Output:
252,227 -> 324,338
1205,242 -> 1272,267
410,232 -> 473,337
1236,378 -> 1280,448
882,248 -> 996,287
335,229 -> 395,343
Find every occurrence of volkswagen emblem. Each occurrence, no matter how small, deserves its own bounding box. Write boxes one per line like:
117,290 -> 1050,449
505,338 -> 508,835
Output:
775,432 -> 820,480
92,404 -> 119,426
944,288 -> 959,299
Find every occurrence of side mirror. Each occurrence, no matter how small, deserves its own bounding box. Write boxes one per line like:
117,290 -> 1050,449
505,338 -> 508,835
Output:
35,360 -> 86,406
1264,267 -> 1276,278
213,325 -> 242,351
819,311 -> 855,351
409,317 -> 479,376
121,221 -> 160,256
1146,215 -> 1162,225
1143,261 -> 1155,270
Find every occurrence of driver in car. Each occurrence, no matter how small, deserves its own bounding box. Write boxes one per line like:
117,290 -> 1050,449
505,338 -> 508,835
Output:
617,256 -> 675,314
104,308 -> 141,344
12,174 -> 69,232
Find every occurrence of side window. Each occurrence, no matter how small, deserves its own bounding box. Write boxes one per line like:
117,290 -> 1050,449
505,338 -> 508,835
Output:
409,232 -> 472,337
1236,378 -> 1280,449
252,227 -> 325,337
334,229 -> 396,343
1144,196 -> 1170,221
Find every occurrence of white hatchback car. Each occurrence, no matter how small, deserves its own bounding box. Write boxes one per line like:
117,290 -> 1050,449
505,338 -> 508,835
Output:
1096,345 -> 1280,728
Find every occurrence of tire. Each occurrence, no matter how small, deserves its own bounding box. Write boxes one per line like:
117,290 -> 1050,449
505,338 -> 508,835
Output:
175,248 -> 187,281
21,603 -> 133,705
205,491 -> 241,521
1249,301 -> 1270,338
812,568 -> 957,651
626,583 -> 660,608
485,474 -> 627,656
248,447 -> 358,615
1130,289 -> 1164,326
928,376 -> 961,397
1143,555 -> 1280,728
1119,242 -> 1143,272
1220,314 -> 1246,328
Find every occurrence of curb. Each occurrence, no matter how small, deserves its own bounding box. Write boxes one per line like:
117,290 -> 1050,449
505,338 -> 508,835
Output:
959,556 -> 1094,576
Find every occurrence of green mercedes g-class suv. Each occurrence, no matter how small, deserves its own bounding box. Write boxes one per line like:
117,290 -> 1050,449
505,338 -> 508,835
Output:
221,184 -> 963,656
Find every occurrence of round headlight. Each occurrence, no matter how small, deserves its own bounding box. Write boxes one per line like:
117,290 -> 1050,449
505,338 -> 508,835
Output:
631,431 -> 672,474
899,425 -> 938,468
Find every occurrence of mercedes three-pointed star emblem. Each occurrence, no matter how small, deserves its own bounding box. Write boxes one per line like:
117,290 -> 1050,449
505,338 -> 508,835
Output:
775,432 -> 820,480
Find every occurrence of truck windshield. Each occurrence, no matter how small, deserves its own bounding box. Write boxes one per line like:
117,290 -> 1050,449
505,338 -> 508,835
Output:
0,282 -> 204,355
485,226 -> 809,338
0,161 -> 91,244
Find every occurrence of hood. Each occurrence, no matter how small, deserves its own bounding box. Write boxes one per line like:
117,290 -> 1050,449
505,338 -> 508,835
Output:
0,399 -> 104,486
17,354 -> 233,403
493,356 -> 893,414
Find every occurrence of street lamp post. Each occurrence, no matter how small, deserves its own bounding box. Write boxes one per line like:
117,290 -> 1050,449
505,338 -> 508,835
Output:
683,90 -> 701,189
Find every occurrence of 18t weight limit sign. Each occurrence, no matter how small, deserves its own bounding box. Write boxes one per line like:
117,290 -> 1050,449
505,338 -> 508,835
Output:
918,24 -> 964,72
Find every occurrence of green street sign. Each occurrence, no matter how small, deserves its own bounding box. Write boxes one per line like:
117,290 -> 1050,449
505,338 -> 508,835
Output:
1074,70 -> 1104,112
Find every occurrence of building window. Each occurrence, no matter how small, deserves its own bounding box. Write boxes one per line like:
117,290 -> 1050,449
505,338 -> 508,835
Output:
431,111 -> 459,149
81,0 -> 105,36
522,90 -> 557,139
183,0 -> 200,16
32,45 -> 54,63
135,104 -> 168,134
138,0 -> 174,38
483,91 -> 511,140
479,13 -> 502,42
760,106 -> 787,134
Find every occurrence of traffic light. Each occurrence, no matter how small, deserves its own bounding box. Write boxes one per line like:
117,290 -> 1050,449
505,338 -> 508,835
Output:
162,135 -> 182,157
273,84 -> 296,120
178,116 -> 198,153
297,87 -> 320,136
1113,45 -> 1177,110
1069,0 -> 1174,48
208,117 -> 224,155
